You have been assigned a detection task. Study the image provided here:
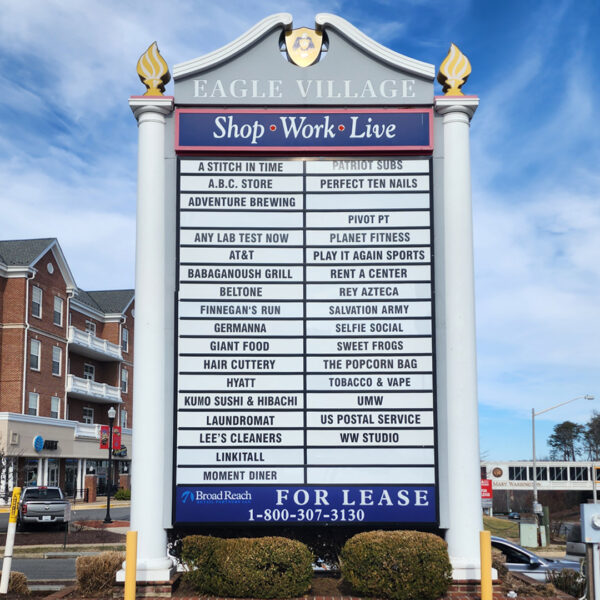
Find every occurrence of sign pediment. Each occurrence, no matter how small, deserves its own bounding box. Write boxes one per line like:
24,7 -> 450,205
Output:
173,13 -> 434,105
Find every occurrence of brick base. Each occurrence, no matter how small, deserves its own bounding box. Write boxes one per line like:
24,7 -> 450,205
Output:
108,577 -> 575,600
112,573 -> 181,598
443,579 -> 575,600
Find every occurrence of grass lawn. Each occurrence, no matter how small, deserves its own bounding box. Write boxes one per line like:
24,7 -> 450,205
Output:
483,515 -> 519,539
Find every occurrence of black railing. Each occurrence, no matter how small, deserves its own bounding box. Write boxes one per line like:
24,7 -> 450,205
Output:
71,488 -> 89,503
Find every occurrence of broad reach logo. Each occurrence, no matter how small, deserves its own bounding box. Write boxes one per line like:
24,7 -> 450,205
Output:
194,490 -> 252,503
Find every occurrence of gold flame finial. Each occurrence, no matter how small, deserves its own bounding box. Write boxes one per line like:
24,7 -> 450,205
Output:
137,42 -> 171,96
437,43 -> 471,96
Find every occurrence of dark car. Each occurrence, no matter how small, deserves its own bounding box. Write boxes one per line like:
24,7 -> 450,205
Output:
491,536 -> 580,582
508,512 -> 521,520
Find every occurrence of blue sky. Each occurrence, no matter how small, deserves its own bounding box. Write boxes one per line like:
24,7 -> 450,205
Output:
1,0 -> 598,460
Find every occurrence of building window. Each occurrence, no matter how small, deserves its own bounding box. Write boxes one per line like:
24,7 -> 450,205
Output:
82,407 -> 94,424
570,466 -> 590,481
30,339 -> 41,371
549,466 -> 568,481
85,320 -> 96,335
121,368 -> 128,393
508,466 -> 529,481
50,396 -> 60,419
25,459 -> 38,486
52,346 -> 62,376
32,286 -> 42,318
28,392 -> 39,416
120,409 -> 128,429
528,466 -> 548,481
83,363 -> 95,380
121,328 -> 129,352
53,296 -> 63,326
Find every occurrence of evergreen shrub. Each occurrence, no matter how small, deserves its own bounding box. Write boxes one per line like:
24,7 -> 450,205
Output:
181,534 -> 313,598
340,530 -> 453,600
113,488 -> 131,500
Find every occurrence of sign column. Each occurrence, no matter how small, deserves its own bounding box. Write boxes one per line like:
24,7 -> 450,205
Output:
435,95 -> 481,578
127,96 -> 175,582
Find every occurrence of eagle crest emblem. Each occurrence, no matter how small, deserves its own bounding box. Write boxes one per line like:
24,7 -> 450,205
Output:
285,28 -> 322,67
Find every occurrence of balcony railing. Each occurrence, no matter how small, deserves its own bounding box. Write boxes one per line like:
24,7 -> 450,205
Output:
74,422 -> 101,439
68,327 -> 122,361
67,374 -> 122,404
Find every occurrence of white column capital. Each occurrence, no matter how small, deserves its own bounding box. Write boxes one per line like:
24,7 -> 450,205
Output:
129,96 -> 174,120
434,95 -> 479,120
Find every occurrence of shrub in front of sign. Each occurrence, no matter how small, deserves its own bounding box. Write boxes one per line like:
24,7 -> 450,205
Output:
76,551 -> 125,596
340,530 -> 452,600
181,535 -> 313,598
180,535 -> 221,593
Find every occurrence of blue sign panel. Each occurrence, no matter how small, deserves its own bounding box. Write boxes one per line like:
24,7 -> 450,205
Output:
175,486 -> 436,524
176,109 -> 432,152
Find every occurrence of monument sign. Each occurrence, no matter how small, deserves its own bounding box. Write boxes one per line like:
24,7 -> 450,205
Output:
128,13 -> 481,582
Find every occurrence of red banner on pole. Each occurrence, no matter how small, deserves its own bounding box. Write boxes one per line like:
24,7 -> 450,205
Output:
100,426 -> 109,449
112,426 -> 122,451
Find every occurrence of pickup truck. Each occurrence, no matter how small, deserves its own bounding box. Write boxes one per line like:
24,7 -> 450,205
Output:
17,486 -> 71,530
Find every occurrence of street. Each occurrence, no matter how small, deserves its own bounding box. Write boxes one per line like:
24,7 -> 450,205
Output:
11,558 -> 77,582
0,505 -> 130,582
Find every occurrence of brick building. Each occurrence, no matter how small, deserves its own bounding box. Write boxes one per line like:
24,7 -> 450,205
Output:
0,238 -> 133,499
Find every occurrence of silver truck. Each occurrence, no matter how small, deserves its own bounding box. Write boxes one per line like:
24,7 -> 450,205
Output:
17,486 -> 70,530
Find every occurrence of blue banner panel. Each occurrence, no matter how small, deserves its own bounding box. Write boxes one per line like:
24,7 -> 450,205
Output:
175,485 -> 436,524
176,109 -> 432,152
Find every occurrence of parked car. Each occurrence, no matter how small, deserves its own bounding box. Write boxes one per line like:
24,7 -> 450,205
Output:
17,486 -> 70,530
508,512 -> 521,520
566,524 -> 585,557
491,536 -> 580,582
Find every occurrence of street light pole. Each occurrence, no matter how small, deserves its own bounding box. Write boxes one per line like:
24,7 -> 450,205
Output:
104,406 -> 116,524
532,407 -> 538,509
531,394 -> 594,513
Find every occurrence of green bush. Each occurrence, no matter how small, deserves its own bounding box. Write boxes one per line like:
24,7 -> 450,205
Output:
181,535 -> 313,598
180,535 -> 221,593
0,571 -> 30,595
114,488 -> 130,500
340,530 -> 453,600
76,551 -> 124,596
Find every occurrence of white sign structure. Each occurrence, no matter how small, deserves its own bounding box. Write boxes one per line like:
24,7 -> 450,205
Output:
127,12 -> 481,584
174,157 -> 437,523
